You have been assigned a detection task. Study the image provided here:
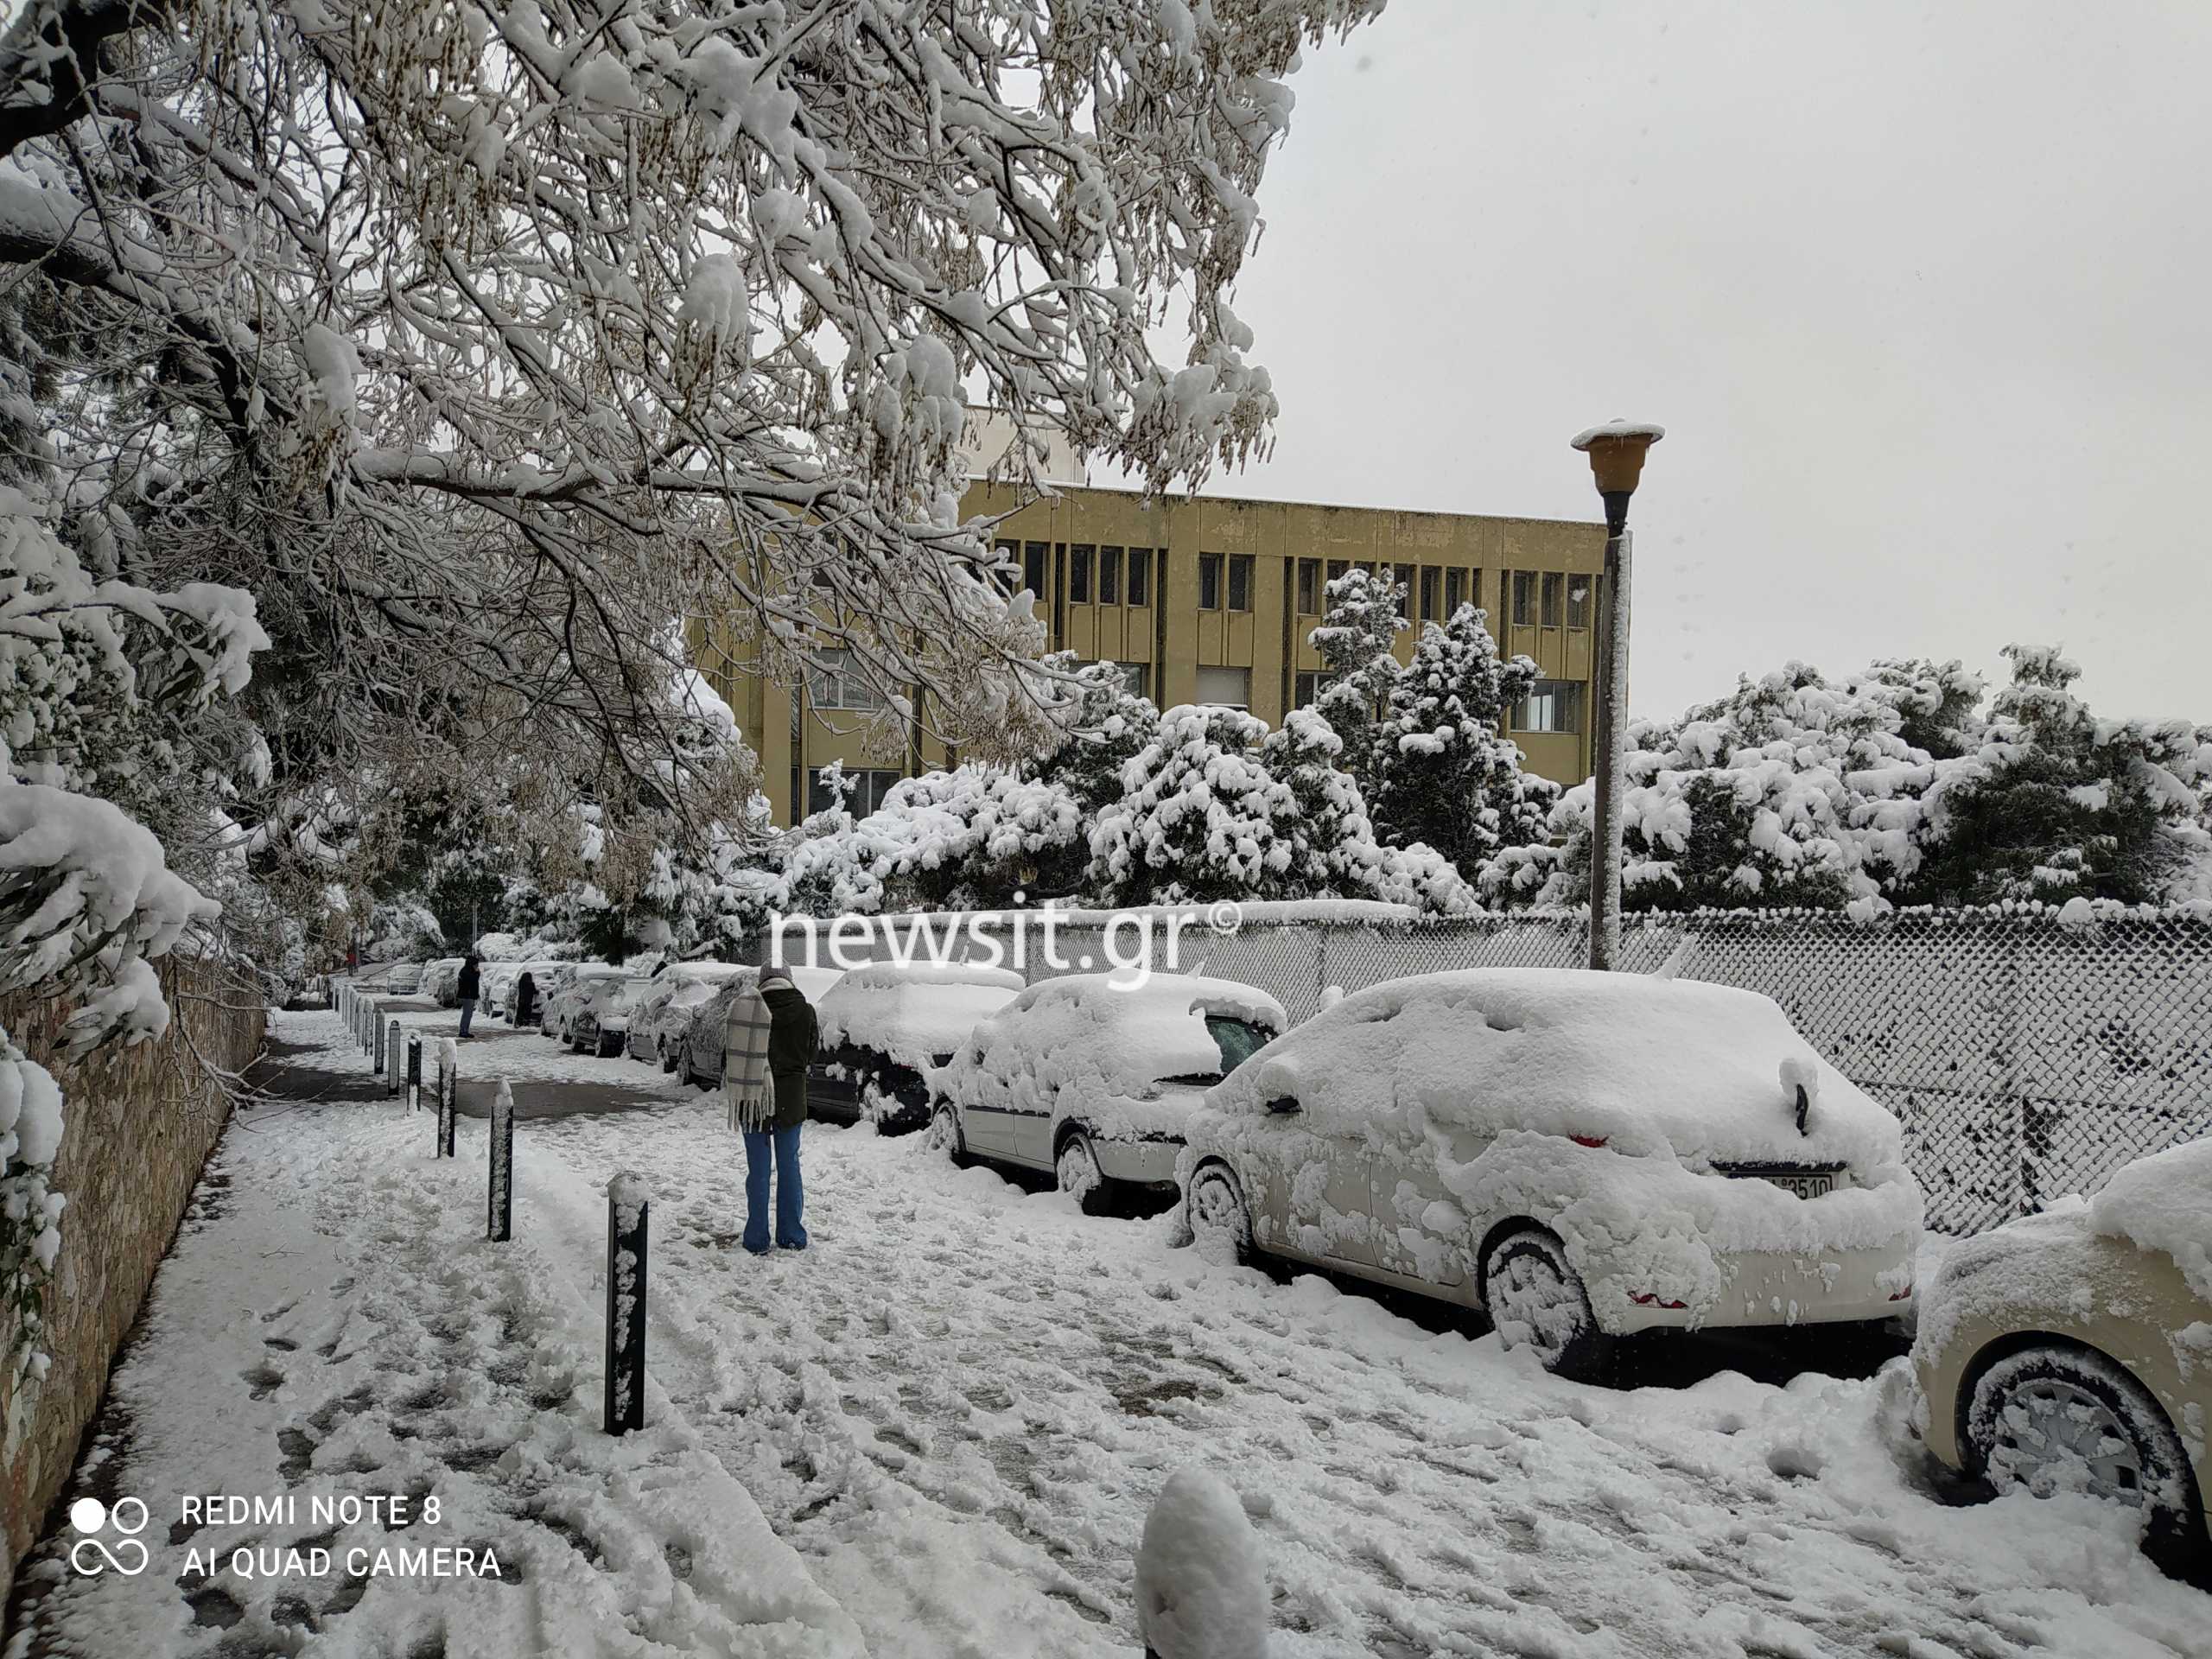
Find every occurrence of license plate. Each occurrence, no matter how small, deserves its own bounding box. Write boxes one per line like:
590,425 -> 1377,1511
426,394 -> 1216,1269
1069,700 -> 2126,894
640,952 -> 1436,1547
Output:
1758,1172 -> 1834,1199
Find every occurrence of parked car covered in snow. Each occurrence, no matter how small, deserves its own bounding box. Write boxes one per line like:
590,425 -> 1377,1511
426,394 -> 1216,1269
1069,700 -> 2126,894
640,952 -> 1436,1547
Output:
627,963 -> 750,1068
810,961 -> 1026,1130
1913,1136 -> 2209,1566
676,965 -> 845,1089
419,957 -> 465,1006
1176,968 -> 1923,1378
568,976 -> 660,1058
380,960 -> 427,995
541,964 -> 629,1044
927,974 -> 1286,1213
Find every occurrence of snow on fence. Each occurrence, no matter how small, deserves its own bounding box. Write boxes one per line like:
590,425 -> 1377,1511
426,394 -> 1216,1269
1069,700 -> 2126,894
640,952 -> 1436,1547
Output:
766,905 -> 2212,1235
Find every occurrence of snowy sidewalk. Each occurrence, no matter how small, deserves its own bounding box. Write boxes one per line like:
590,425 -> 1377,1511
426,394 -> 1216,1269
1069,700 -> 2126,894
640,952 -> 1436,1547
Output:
10,1009 -> 2209,1659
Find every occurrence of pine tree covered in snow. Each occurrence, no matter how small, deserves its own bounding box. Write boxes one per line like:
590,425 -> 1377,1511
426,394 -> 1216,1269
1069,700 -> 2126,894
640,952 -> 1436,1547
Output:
1306,566 -> 1406,792
1909,645 -> 2212,906
1090,703 -> 1470,910
1029,653 -> 1161,816
1364,604 -> 1558,878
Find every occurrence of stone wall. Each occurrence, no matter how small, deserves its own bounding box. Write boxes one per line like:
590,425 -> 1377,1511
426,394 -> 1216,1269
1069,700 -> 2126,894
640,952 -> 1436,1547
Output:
0,959 -> 264,1588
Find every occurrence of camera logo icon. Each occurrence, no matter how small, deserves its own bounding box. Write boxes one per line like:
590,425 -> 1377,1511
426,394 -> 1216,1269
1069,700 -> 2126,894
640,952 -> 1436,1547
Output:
68,1497 -> 150,1577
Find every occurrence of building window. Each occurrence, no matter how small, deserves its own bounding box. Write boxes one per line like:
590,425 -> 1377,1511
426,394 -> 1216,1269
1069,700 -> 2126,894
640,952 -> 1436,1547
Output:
1022,541 -> 1047,599
1567,577 -> 1592,630
1116,661 -> 1148,699
1194,665 -> 1249,709
807,648 -> 886,713
1295,558 -> 1320,615
1541,571 -> 1563,628
1294,670 -> 1319,709
1098,546 -> 1122,606
808,766 -> 903,817
1511,569 -> 1536,627
1444,568 -> 1466,613
1127,548 -> 1151,606
1069,543 -> 1092,604
1419,566 -> 1440,622
1199,552 -> 1223,610
1228,554 -> 1254,613
1514,680 -> 1585,734
1325,558 -> 1348,587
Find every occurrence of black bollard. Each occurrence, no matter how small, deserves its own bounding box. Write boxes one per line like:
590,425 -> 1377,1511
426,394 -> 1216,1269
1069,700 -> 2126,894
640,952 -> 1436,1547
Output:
406,1033 -> 423,1111
604,1173 -> 648,1434
435,1058 -> 456,1158
387,1020 -> 402,1096
487,1079 -> 514,1242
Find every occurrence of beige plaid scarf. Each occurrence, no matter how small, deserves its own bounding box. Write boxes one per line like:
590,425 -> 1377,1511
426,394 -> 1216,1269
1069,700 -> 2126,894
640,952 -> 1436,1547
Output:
722,980 -> 775,1132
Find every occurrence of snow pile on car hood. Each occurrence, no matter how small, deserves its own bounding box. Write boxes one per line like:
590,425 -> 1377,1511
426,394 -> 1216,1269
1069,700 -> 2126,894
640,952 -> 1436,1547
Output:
2089,1135 -> 2212,1303
934,974 -> 1285,1142
1211,967 -> 1902,1171
818,962 -> 1024,1069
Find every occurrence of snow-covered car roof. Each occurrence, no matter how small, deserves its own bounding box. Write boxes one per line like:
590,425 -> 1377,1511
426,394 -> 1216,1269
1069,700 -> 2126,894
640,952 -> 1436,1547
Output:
658,960 -> 751,982
817,962 -> 1026,1070
1207,968 -> 1901,1170
938,972 -> 1287,1109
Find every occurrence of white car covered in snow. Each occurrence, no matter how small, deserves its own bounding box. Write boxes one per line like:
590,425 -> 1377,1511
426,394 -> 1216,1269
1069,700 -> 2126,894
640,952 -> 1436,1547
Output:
626,962 -> 751,1067
1913,1136 -> 2210,1567
541,964 -> 629,1043
927,974 -> 1287,1212
813,960 -> 1027,1131
1177,968 -> 1923,1376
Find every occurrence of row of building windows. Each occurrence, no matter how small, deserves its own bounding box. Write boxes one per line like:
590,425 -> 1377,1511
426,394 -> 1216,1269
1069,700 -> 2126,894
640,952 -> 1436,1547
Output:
1001,541 -> 1160,607
1287,671 -> 1586,734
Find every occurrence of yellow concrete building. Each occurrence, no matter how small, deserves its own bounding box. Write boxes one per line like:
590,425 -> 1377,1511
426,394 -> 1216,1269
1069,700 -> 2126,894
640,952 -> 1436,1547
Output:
698,482 -> 1608,826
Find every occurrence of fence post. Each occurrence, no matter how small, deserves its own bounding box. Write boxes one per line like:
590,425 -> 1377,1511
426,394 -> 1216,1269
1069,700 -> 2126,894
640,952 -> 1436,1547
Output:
605,1173 -> 648,1434
488,1079 -> 514,1241
406,1033 -> 422,1110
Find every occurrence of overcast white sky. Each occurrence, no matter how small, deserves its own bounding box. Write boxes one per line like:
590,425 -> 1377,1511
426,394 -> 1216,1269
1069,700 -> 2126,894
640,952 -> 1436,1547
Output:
1185,0 -> 2212,725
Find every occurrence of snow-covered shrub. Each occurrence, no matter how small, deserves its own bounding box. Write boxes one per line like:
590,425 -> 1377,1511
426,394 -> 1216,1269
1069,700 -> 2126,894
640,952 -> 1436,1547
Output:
1030,652 -> 1162,815
1306,565 -> 1406,792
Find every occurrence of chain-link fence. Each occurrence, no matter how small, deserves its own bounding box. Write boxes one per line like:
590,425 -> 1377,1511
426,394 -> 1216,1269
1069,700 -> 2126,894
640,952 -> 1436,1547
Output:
766,907 -> 2212,1235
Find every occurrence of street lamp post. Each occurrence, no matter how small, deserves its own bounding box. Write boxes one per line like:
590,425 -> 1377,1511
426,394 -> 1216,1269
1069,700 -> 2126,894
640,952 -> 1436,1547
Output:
1570,419 -> 1664,972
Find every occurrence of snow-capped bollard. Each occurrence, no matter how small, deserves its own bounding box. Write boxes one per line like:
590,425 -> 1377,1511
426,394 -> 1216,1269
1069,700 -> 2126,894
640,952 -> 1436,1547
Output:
387,1019 -> 402,1095
487,1079 -> 514,1242
375,1012 -> 390,1077
435,1057 -> 456,1159
604,1172 -> 648,1435
1135,1467 -> 1268,1659
406,1033 -> 423,1110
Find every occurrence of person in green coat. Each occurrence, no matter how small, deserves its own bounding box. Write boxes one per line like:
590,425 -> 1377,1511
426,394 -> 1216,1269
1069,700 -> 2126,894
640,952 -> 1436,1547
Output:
735,965 -> 818,1254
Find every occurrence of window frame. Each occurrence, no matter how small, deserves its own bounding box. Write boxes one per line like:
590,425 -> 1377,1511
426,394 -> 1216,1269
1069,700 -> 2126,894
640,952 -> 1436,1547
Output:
1541,571 -> 1564,629
1227,553 -> 1254,613
1567,576 -> 1592,630
1022,541 -> 1047,600
1513,679 -> 1586,734
1511,569 -> 1536,627
1198,551 -> 1224,611
806,647 -> 887,713
1097,545 -> 1121,606
1126,548 -> 1150,607
1295,557 -> 1320,615
1069,543 -> 1093,605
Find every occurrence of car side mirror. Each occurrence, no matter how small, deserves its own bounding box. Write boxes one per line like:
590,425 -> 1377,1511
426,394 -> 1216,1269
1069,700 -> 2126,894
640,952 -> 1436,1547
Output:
1266,1095 -> 1301,1116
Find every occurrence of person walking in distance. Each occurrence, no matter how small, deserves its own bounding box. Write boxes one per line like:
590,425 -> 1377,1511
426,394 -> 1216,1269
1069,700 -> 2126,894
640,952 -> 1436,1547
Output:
725,965 -> 818,1254
456,950 -> 481,1038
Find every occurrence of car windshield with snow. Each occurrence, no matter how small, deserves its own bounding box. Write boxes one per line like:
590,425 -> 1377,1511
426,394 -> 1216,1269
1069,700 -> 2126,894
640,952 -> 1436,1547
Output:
1178,967 -> 1923,1377
810,960 -> 1027,1131
567,976 -> 660,1058
926,973 -> 1287,1213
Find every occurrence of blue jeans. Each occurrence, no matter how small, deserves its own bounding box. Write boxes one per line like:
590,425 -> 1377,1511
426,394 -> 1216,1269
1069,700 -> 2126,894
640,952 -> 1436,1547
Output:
458,998 -> 476,1036
743,1125 -> 806,1253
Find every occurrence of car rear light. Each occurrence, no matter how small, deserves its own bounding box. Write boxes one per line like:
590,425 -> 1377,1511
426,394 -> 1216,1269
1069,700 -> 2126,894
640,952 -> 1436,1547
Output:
1888,1283 -> 1913,1302
1570,1134 -> 1608,1148
1630,1292 -> 1688,1309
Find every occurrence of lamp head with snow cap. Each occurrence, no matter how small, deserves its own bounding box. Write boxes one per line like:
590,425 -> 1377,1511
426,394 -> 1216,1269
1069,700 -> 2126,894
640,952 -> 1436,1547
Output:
1570,419 -> 1665,535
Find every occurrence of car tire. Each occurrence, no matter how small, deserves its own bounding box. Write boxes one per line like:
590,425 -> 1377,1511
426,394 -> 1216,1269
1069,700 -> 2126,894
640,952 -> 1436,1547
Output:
925,1105 -> 969,1168
1966,1343 -> 2207,1562
1055,1131 -> 1109,1217
1480,1227 -> 1614,1382
1185,1164 -> 1253,1268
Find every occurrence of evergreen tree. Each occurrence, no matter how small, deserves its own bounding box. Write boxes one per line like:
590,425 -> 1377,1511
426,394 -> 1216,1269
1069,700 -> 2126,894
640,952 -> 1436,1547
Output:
1912,645 -> 2210,906
1029,652 -> 1161,815
1364,604 -> 1559,879
1306,567 -> 1405,792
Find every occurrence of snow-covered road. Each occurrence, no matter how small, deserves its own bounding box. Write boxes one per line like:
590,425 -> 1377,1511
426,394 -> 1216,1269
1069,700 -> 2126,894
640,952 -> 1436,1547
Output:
13,1010 -> 2209,1659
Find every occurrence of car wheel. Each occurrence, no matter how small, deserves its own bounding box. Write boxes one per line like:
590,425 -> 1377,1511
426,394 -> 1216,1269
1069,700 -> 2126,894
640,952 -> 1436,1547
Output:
925,1105 -> 969,1167
1185,1164 -> 1253,1268
1481,1228 -> 1614,1381
1055,1131 -> 1109,1217
1967,1344 -> 2206,1557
